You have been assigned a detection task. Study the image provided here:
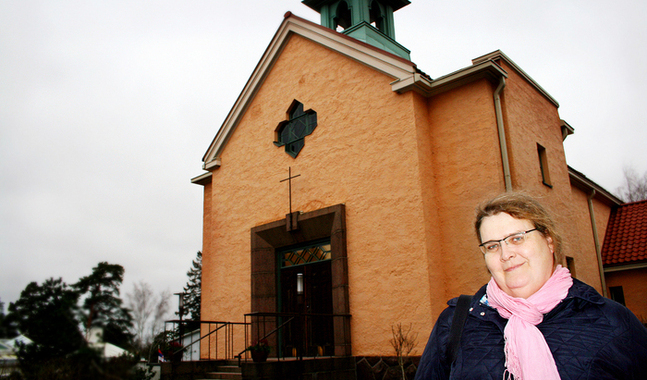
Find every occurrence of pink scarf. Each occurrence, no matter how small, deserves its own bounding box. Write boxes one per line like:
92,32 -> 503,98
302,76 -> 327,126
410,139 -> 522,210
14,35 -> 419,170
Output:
486,265 -> 572,380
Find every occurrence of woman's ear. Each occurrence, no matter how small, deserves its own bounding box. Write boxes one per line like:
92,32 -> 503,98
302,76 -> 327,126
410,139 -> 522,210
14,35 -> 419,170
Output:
545,236 -> 557,268
546,236 -> 554,253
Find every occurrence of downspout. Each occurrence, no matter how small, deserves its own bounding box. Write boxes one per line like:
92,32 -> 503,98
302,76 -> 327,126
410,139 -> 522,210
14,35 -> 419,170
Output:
494,76 -> 512,191
588,190 -> 608,297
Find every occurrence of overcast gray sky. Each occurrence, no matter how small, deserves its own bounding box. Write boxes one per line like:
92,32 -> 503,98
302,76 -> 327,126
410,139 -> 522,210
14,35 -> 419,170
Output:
2,0 -> 646,313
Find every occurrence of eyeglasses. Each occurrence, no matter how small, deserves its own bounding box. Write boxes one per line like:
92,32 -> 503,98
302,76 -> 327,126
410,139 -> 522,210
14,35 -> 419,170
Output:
479,228 -> 538,255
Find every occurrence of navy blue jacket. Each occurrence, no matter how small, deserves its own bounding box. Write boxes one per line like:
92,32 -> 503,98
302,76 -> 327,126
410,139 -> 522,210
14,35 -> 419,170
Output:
415,279 -> 647,379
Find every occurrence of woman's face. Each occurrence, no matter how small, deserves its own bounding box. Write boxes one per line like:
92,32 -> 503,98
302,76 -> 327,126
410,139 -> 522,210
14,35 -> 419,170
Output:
479,212 -> 555,299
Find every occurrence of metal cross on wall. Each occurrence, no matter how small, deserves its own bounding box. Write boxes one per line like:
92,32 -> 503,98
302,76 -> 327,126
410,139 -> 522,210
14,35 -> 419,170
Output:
280,167 -> 301,215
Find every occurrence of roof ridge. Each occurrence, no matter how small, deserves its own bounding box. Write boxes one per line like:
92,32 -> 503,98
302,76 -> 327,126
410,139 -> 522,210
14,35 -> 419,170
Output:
618,198 -> 647,207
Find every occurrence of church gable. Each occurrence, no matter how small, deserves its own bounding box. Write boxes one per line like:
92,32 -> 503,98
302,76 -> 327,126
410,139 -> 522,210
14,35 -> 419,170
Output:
207,30 -> 416,183
199,12 -> 418,172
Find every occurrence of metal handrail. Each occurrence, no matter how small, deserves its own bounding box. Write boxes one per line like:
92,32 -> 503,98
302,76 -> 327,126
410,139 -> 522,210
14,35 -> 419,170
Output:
164,320 -> 249,361
167,321 -> 227,355
242,311 -> 351,363
164,312 -> 351,363
235,316 -> 296,364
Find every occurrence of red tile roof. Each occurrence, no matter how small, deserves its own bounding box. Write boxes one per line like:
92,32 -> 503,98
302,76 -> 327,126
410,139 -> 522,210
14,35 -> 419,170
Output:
601,199 -> 647,266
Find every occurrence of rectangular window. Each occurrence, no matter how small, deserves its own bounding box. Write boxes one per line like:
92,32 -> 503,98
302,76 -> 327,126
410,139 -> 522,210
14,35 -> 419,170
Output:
537,143 -> 552,187
565,256 -> 577,278
609,286 -> 626,306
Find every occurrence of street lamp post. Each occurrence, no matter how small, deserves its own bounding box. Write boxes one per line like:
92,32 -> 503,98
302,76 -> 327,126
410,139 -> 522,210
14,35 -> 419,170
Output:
175,292 -> 186,346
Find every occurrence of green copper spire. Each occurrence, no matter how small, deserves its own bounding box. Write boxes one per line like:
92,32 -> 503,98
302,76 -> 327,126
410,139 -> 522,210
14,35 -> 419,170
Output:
302,0 -> 411,60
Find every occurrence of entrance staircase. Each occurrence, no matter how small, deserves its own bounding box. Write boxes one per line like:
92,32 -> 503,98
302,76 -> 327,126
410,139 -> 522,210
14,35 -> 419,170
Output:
164,312 -> 353,379
196,360 -> 242,380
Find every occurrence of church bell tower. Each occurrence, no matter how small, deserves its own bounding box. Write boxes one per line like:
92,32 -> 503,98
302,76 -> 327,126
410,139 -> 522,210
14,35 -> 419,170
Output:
302,0 -> 411,60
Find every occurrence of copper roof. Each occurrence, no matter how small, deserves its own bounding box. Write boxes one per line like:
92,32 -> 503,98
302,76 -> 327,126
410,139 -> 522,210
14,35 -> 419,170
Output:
601,199 -> 647,266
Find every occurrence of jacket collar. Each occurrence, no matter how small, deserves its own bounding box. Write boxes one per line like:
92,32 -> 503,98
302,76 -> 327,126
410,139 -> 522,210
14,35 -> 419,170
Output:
566,278 -> 605,305
448,277 -> 604,308
451,277 -> 604,331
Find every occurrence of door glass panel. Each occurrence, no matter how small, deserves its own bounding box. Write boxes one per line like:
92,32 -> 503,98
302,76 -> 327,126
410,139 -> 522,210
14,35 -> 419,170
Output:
279,240 -> 334,357
282,243 -> 331,267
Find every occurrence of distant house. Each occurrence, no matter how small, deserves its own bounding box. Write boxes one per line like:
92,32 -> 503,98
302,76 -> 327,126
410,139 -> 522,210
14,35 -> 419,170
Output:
180,329 -> 201,361
0,341 -> 11,358
602,199 -> 647,321
0,334 -> 32,373
86,327 -> 128,358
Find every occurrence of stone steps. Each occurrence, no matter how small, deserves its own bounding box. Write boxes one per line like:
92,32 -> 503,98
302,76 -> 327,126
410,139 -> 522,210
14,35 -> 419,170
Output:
197,361 -> 242,380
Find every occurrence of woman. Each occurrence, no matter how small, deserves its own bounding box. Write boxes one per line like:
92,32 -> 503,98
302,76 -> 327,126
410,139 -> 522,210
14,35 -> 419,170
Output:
415,193 -> 647,380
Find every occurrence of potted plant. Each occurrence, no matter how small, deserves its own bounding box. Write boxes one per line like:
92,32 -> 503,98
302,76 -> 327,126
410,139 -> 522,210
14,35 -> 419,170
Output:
247,339 -> 270,362
161,340 -> 183,363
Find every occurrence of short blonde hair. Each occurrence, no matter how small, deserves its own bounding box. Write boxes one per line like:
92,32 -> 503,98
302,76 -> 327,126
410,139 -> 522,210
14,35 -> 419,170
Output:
475,192 -> 564,265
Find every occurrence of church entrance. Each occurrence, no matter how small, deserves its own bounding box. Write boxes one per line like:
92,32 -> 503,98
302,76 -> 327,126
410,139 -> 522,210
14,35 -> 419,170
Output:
279,240 -> 334,357
250,204 -> 351,357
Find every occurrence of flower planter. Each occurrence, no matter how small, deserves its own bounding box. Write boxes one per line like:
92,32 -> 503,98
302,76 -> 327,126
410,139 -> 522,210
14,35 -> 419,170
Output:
251,349 -> 269,362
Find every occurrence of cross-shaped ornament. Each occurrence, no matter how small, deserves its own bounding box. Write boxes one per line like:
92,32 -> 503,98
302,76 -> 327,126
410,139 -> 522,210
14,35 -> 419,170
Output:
280,167 -> 301,231
280,167 -> 301,214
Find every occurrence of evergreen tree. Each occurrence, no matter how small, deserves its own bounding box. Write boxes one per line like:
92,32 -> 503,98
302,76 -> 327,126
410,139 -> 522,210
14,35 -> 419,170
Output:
6,278 -> 85,356
0,298 -> 17,338
4,263 -> 146,379
182,251 -> 202,329
73,262 -> 134,348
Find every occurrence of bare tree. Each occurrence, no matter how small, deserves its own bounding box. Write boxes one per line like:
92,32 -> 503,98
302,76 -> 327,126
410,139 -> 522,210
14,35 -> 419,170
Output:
127,281 -> 171,351
151,289 -> 171,340
616,166 -> 647,203
128,281 -> 153,349
390,323 -> 418,380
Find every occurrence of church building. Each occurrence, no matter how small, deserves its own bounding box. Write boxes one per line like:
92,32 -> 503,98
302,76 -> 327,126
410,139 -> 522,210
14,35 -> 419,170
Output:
190,0 -> 622,375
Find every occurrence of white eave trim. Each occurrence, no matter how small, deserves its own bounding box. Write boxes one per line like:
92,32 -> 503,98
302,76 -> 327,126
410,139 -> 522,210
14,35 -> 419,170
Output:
204,158 -> 221,170
472,50 -> 559,107
568,166 -> 623,206
200,12 -> 417,169
604,261 -> 647,273
191,172 -> 212,186
392,59 -> 508,97
560,119 -> 575,141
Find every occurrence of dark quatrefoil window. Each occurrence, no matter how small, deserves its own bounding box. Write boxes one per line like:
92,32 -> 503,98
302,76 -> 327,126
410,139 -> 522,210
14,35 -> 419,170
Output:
274,100 -> 318,158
